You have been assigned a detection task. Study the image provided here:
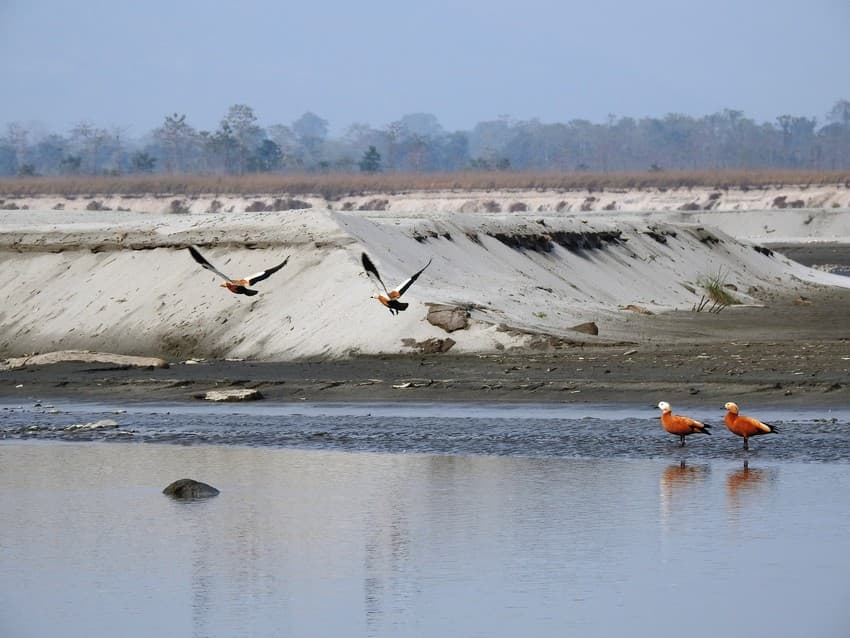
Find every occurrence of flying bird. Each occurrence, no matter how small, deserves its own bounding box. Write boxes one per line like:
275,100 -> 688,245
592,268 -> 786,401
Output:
188,246 -> 289,296
723,402 -> 779,450
657,401 -> 712,446
361,252 -> 432,315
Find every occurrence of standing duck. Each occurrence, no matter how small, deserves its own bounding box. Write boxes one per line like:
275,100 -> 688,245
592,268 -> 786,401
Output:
723,402 -> 778,450
657,401 -> 711,446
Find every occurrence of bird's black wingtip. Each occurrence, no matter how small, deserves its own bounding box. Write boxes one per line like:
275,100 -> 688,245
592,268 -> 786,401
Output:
187,245 -> 203,261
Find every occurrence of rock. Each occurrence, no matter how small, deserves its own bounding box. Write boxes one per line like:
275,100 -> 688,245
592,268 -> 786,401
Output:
65,419 -> 118,432
402,337 -> 456,354
200,388 -> 263,402
163,479 -> 220,499
570,321 -> 599,335
0,350 -> 169,371
622,304 -> 654,315
426,304 -> 470,332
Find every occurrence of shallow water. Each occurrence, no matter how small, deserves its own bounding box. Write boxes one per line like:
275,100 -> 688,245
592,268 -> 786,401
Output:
3,400 -> 850,462
1,402 -> 850,637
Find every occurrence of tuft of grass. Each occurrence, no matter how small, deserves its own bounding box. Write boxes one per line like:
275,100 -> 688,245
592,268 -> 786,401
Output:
694,269 -> 737,313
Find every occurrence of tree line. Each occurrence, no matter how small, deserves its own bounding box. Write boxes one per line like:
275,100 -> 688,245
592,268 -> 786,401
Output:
2,100 -> 850,178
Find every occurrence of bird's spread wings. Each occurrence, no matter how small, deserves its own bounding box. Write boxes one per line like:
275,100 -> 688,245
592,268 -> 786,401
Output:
362,252 -> 390,296
393,259 -> 432,298
188,246 -> 232,282
247,256 -> 289,285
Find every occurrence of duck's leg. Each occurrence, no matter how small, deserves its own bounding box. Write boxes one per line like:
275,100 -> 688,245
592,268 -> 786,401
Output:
679,434 -> 685,447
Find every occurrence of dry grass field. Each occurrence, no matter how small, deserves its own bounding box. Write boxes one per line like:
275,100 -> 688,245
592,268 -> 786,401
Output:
1,169 -> 849,199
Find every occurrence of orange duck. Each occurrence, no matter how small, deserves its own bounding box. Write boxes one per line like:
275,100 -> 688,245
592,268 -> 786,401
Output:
362,252 -> 431,315
188,246 -> 289,296
657,401 -> 711,446
723,402 -> 779,450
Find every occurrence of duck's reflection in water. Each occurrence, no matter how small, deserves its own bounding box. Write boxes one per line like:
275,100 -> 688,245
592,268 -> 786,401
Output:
659,460 -> 710,529
726,459 -> 777,524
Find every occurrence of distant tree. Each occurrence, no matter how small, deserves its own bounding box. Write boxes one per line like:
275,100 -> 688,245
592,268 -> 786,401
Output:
397,113 -> 444,138
205,122 -> 238,174
247,139 -> 283,172
0,143 -> 15,176
4,122 -> 29,170
359,145 -> 382,173
267,124 -> 300,167
60,155 -> 82,175
34,134 -> 69,175
153,113 -> 197,173
437,131 -> 471,171
17,163 -> 37,176
131,151 -> 157,173
382,120 -> 405,171
292,111 -> 329,141
222,104 -> 264,174
292,111 -> 329,165
70,121 -> 109,174
827,99 -> 850,129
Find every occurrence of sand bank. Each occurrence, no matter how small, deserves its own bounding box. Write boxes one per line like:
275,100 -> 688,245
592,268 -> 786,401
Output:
1,203 -> 848,362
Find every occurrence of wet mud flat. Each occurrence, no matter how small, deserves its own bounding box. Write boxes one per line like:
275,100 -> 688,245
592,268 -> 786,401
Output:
0,343 -> 848,408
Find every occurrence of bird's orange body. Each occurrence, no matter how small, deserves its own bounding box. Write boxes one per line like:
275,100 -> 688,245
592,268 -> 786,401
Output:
724,413 -> 773,438
661,412 -> 706,437
373,290 -> 403,308
362,252 -> 431,315
657,402 -> 710,446
723,402 -> 777,449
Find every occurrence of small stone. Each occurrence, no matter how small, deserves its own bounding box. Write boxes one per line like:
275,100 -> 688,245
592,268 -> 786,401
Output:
163,479 -> 219,499
570,321 -> 599,335
622,304 -> 654,315
201,388 -> 263,402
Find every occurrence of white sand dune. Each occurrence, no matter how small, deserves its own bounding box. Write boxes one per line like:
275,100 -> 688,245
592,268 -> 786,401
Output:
0,201 -> 850,360
1,203 -> 848,360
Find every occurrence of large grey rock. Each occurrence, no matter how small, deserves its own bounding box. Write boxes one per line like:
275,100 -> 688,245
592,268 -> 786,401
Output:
163,479 -> 220,499
426,304 -> 470,333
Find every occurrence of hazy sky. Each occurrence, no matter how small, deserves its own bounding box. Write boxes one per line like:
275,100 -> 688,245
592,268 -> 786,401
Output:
2,0 -> 848,136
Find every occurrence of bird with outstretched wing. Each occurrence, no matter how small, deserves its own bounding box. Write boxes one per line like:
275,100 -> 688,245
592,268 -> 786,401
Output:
362,252 -> 431,315
188,246 -> 289,296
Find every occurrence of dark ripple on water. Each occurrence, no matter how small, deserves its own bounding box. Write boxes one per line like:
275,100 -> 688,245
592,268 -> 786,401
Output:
2,403 -> 850,463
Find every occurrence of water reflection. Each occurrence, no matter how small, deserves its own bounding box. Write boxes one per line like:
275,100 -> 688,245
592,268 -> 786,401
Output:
659,460 -> 710,528
725,459 -> 776,522
2,442 -> 849,638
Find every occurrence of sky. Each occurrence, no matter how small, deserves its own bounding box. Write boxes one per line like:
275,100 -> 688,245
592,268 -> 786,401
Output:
1,0 -> 849,137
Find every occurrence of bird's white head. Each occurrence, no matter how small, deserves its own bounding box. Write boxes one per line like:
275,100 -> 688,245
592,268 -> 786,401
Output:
724,402 -> 739,414
370,293 -> 380,300
657,401 -> 671,413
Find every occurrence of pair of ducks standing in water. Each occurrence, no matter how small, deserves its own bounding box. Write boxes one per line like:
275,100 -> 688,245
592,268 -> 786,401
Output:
658,401 -> 779,449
